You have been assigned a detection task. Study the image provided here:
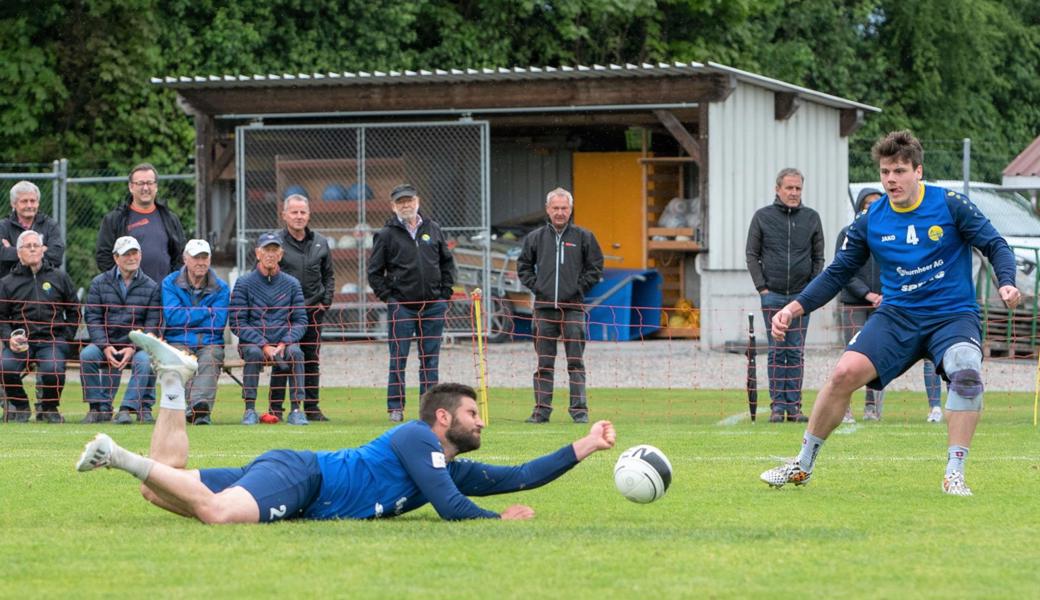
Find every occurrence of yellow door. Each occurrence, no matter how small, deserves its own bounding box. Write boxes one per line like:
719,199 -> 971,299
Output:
572,152 -> 645,268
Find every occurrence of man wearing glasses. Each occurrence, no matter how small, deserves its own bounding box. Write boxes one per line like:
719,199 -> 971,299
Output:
95,163 -> 187,284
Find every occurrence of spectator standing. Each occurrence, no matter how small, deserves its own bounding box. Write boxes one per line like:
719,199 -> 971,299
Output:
517,187 -> 604,424
0,181 -> 64,277
0,230 -> 78,423
96,163 -> 186,284
162,239 -> 230,425
271,194 -> 334,421
367,184 -> 456,423
80,236 -> 162,424
229,233 -> 308,426
837,188 -> 943,424
745,168 -> 825,423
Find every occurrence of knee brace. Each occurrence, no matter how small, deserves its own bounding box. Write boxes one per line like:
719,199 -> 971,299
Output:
942,342 -> 983,411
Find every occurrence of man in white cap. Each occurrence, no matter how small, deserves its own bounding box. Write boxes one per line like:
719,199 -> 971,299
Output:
81,235 -> 163,424
161,239 -> 230,425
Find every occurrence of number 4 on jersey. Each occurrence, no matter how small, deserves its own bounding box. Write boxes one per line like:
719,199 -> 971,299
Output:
905,225 -> 919,245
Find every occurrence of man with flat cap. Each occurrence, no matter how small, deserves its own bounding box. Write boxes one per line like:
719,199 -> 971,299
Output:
368,184 -> 456,423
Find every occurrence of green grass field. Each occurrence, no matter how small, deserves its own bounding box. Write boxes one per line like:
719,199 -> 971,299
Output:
2,385 -> 1038,598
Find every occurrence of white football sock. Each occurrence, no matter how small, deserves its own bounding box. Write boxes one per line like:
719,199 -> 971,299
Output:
158,370 -> 186,411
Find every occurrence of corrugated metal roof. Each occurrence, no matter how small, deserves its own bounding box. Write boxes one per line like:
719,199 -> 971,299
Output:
1004,134 -> 1040,177
151,61 -> 879,113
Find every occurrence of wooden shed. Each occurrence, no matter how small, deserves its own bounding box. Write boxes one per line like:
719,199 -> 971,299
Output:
156,61 -> 879,347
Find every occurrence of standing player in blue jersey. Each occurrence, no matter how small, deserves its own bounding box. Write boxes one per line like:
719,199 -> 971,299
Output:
76,332 -> 617,522
759,130 -> 1020,496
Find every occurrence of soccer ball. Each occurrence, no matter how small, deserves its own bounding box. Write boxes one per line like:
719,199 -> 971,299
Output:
613,445 -> 673,503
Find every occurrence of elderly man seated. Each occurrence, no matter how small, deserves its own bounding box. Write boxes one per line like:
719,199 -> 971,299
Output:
229,232 -> 308,426
162,239 -> 230,425
80,236 -> 162,424
0,230 -> 78,423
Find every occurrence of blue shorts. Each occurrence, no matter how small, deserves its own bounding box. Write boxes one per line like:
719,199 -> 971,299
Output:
199,450 -> 323,523
846,305 -> 981,390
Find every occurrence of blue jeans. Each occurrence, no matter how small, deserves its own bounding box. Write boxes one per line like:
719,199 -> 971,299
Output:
1,341 -> 69,404
761,292 -> 809,415
386,300 -> 447,411
79,344 -> 154,410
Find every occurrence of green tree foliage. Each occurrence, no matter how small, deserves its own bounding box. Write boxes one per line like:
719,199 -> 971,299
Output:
0,0 -> 1037,184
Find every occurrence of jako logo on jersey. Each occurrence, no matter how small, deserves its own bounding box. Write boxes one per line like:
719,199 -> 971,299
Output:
430,451 -> 446,468
928,226 -> 943,241
564,242 -> 577,248
269,504 -> 287,520
881,234 -> 896,242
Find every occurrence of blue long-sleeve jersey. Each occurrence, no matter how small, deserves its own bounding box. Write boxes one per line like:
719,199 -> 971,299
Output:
797,184 -> 1016,316
305,420 -> 580,520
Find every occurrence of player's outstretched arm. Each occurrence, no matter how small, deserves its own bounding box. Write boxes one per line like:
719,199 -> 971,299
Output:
572,420 -> 616,461
500,504 -> 535,520
770,301 -> 805,341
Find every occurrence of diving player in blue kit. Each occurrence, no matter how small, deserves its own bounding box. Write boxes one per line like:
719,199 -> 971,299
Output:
77,331 -> 616,523
759,130 -> 1021,496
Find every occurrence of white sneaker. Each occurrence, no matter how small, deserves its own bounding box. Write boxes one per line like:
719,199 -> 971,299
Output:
760,461 -> 812,488
76,433 -> 114,472
842,408 -> 855,425
942,471 -> 972,496
128,330 -> 198,382
927,406 -> 943,423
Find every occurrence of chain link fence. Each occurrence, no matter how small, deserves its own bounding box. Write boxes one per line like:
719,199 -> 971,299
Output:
0,162 -> 195,294
235,121 -> 491,338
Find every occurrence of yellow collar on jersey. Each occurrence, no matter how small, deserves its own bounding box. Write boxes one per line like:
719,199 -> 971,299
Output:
889,183 -> 925,213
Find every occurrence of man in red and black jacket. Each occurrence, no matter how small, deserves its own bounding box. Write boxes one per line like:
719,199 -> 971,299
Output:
517,187 -> 604,425
95,163 -> 186,285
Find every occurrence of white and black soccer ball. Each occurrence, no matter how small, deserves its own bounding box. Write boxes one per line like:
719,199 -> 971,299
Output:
613,444 -> 673,504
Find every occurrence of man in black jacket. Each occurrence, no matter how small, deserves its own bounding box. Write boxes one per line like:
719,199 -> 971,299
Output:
0,181 -> 64,277
367,184 -> 456,423
95,163 -> 186,284
80,236 -> 163,425
270,194 -> 334,422
517,187 -> 604,424
745,168 -> 825,423
0,230 -> 79,423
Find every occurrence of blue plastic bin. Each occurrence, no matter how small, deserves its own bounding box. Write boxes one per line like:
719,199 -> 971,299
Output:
585,269 -> 662,341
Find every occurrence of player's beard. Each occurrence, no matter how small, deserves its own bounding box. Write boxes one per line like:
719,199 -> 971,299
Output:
446,420 -> 481,454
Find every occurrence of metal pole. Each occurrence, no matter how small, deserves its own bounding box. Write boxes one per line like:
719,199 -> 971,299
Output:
962,138 -> 971,195
58,159 -> 68,271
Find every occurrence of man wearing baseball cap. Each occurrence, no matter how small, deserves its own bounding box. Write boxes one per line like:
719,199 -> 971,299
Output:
229,232 -> 308,425
161,239 -> 230,425
81,235 -> 163,424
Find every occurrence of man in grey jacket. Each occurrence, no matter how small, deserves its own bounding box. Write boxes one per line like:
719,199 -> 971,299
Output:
517,187 -> 603,424
745,168 -> 825,422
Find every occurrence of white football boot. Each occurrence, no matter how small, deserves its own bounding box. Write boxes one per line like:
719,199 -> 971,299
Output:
128,330 -> 198,383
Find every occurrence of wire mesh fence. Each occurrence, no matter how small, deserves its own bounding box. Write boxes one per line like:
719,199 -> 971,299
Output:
0,161 -> 195,293
235,121 -> 490,338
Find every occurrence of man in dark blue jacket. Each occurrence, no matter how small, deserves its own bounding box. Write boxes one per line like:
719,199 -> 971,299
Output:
367,184 -> 456,423
162,239 -> 230,425
78,371 -> 617,523
517,187 -> 603,424
0,230 -> 79,423
230,233 -> 308,426
81,236 -> 162,424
